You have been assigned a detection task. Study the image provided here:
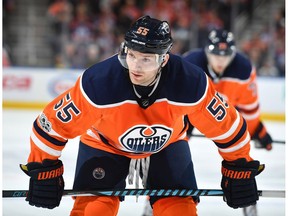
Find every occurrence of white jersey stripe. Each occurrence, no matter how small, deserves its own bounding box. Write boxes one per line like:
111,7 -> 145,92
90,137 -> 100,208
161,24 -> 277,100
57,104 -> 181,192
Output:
237,100 -> 259,110
241,110 -> 260,120
218,133 -> 250,153
31,131 -> 62,157
208,111 -> 241,141
86,129 -> 101,141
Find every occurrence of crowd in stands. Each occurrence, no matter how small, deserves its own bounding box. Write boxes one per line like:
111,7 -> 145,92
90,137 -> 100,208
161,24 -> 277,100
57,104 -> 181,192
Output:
240,6 -> 285,77
3,0 -> 15,67
3,0 -> 285,77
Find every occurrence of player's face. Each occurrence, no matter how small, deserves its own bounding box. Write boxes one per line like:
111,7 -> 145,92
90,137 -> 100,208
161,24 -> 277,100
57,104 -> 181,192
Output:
126,49 -> 163,86
207,53 -> 233,74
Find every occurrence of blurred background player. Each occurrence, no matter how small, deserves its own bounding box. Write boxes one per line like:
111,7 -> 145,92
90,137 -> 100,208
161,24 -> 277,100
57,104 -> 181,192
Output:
20,16 -> 264,216
183,29 -> 273,151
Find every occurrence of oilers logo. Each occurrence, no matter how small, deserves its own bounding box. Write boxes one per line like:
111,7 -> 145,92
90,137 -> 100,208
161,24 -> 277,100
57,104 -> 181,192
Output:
119,125 -> 172,153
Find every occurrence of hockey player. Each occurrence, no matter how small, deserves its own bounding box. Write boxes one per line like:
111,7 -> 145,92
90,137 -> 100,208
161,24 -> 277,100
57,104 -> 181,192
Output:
183,29 -> 272,150
20,16 -> 264,216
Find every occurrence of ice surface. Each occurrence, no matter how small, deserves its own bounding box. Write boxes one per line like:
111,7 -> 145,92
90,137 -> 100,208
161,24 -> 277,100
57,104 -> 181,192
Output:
2,109 -> 286,216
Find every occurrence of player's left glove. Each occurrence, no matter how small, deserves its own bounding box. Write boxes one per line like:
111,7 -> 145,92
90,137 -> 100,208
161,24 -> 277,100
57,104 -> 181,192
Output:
221,158 -> 264,209
251,121 -> 272,150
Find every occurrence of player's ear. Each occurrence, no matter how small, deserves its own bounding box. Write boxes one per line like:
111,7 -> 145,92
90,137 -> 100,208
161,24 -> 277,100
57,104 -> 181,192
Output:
161,54 -> 170,67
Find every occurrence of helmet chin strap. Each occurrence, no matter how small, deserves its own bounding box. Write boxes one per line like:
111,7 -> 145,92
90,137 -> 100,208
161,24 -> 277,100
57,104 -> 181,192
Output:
132,63 -> 164,100
139,55 -> 165,87
132,54 -> 166,100
132,70 -> 162,99
207,64 -> 222,83
206,52 -> 235,83
150,55 -> 167,84
147,66 -> 162,86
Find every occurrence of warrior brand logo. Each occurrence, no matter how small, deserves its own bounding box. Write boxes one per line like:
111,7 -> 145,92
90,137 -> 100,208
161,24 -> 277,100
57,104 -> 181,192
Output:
222,167 -> 252,179
119,125 -> 172,153
37,166 -> 64,180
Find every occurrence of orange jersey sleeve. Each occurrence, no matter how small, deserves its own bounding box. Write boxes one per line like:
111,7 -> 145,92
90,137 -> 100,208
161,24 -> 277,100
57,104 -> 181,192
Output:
28,76 -> 100,162
183,50 -> 263,138
213,68 -> 261,136
187,78 -> 252,162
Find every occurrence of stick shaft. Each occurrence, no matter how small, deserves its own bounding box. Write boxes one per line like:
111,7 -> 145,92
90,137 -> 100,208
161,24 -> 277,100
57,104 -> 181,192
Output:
3,189 -> 285,198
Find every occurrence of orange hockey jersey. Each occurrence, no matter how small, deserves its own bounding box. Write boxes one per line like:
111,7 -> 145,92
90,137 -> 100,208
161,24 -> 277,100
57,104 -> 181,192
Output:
184,49 -> 261,136
28,54 -> 252,163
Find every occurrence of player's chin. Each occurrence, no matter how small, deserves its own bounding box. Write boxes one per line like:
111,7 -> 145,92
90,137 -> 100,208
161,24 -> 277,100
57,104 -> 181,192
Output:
130,77 -> 142,85
215,68 -> 224,74
130,74 -> 143,84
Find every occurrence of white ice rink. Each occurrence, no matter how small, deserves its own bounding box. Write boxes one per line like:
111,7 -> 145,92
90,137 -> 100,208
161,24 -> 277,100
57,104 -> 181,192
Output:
2,109 -> 286,216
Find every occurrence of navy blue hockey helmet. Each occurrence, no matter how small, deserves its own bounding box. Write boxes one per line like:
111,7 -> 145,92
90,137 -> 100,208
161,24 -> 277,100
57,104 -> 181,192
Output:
124,15 -> 173,55
206,29 -> 236,56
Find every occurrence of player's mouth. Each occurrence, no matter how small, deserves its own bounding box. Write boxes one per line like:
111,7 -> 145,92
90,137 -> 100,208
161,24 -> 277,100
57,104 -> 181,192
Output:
216,66 -> 224,72
130,71 -> 143,79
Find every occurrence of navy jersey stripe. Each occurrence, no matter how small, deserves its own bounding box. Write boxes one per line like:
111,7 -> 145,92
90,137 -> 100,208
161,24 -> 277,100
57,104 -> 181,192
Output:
33,120 -> 67,147
214,118 -> 247,149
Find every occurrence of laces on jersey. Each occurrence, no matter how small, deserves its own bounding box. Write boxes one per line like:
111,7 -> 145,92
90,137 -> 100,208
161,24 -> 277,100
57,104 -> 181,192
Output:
128,157 -> 150,201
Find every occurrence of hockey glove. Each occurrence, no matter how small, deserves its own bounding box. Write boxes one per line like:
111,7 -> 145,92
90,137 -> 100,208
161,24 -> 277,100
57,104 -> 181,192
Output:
221,158 -> 264,209
20,159 -> 64,209
251,121 -> 272,150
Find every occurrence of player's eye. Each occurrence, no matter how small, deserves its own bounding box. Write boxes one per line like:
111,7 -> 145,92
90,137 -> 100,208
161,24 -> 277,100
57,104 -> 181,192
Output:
128,52 -> 135,59
142,57 -> 151,63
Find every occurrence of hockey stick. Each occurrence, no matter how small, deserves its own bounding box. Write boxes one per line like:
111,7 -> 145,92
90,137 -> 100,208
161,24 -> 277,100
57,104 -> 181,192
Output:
191,134 -> 285,144
3,189 -> 285,198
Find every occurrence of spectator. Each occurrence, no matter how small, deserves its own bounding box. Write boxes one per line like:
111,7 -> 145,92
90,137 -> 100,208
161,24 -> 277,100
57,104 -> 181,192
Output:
258,59 -> 279,77
3,46 -> 12,67
240,32 -> 268,70
47,0 -> 73,66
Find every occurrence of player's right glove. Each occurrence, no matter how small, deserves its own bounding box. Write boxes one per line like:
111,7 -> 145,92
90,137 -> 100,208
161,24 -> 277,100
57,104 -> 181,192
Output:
251,121 -> 272,150
20,159 -> 64,209
221,158 -> 264,209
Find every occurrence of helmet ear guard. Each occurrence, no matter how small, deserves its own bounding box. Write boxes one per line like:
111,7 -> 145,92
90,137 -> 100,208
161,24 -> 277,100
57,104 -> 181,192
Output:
118,42 -> 128,69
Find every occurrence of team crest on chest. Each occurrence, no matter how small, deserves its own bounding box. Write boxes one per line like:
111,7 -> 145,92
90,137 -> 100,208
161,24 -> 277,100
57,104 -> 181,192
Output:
119,125 -> 172,153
